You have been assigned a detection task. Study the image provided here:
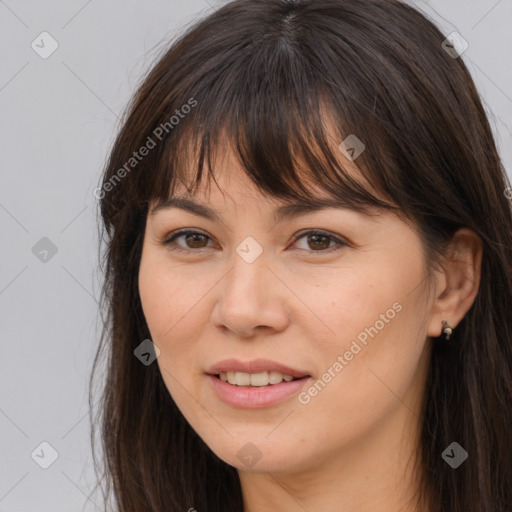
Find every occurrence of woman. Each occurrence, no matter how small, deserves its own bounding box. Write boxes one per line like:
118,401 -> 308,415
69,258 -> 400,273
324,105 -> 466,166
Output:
90,0 -> 512,510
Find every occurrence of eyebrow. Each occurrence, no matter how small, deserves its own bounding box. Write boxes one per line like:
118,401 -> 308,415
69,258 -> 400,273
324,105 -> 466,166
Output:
150,196 -> 359,223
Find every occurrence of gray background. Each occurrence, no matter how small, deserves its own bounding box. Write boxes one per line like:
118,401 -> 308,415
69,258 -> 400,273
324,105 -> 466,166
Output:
0,1 -> 511,510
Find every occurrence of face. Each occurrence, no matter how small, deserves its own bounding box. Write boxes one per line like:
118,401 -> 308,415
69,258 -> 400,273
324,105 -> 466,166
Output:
138,145 -> 434,476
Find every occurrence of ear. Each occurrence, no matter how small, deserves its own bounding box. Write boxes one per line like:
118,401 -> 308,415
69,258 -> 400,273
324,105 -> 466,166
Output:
427,228 -> 483,337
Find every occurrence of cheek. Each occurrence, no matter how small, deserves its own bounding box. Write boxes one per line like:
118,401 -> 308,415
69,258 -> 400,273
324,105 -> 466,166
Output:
138,250 -> 216,389
138,255 -> 203,408
300,249 -> 428,393
324,242 -> 425,345
288,297 -> 427,455
138,249 -> 205,341
290,264 -> 394,355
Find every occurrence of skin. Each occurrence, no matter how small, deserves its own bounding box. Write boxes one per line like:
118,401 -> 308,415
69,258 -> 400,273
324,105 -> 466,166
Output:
138,143 -> 482,512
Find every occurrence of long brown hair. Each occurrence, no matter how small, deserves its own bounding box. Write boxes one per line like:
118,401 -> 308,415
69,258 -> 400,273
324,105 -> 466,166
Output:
90,0 -> 512,510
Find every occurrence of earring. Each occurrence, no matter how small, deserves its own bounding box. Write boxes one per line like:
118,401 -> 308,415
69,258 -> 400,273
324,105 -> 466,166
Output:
441,320 -> 453,341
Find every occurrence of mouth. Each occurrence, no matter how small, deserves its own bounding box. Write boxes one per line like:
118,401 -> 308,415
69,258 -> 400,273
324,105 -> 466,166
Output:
207,358 -> 311,381
206,372 -> 312,408
206,359 -> 312,408
211,371 -> 310,387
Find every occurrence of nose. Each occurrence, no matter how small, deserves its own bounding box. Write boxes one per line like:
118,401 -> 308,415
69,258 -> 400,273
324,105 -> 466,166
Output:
211,250 -> 289,338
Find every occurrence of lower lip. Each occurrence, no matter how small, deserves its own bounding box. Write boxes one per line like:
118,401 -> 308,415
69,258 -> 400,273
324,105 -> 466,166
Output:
207,374 -> 311,409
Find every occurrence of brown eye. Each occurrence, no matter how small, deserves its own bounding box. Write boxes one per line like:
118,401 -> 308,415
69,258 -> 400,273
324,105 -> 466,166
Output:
161,230 -> 213,253
292,230 -> 347,253
306,233 -> 331,251
183,232 -> 209,249
161,229 -> 347,255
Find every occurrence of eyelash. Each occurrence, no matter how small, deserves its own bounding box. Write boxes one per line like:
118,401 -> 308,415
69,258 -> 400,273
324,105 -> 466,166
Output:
160,229 -> 348,255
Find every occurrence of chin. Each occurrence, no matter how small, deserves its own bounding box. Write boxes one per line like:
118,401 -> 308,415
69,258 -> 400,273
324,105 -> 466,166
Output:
203,435 -> 308,474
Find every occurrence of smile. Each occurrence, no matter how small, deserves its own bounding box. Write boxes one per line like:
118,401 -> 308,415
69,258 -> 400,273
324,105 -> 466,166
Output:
207,373 -> 311,409
218,370 -> 299,386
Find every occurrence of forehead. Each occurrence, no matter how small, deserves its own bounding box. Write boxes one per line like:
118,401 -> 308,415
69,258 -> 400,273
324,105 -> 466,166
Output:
169,130 -> 372,199
155,144 -> 364,213
149,114 -> 400,224
149,171 -> 392,232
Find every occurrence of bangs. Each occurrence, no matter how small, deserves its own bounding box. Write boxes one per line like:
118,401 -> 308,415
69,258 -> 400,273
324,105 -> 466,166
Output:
146,25 -> 401,217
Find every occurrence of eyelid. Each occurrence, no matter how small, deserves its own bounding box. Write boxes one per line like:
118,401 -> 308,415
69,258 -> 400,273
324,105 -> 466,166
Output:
290,228 -> 348,249
160,228 -> 350,254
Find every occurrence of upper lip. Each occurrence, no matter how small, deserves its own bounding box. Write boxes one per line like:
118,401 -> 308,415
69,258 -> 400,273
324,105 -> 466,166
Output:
207,358 -> 310,379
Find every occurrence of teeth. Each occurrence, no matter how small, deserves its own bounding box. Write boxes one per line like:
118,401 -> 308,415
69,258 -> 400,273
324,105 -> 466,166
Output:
219,371 -> 297,386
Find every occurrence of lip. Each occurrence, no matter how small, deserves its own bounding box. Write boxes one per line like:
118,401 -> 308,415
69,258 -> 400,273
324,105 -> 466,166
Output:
207,358 -> 310,379
207,374 -> 312,409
